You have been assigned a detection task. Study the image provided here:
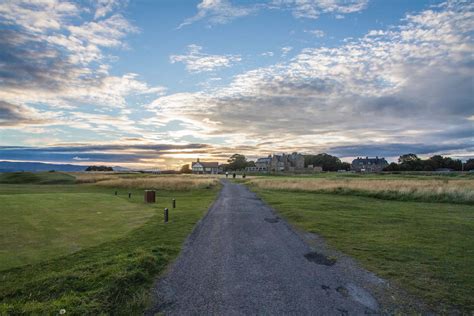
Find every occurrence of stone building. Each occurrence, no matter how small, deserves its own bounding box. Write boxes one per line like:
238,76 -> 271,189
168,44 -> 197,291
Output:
351,156 -> 388,172
255,156 -> 272,171
255,153 -> 305,172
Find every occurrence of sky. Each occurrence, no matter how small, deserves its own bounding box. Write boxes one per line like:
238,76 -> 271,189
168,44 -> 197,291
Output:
0,0 -> 473,169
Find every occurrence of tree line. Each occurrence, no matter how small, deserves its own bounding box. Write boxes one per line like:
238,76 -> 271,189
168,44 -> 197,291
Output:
384,154 -> 473,171
85,166 -> 114,172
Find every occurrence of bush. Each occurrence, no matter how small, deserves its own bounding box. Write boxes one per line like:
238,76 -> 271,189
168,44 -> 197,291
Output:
85,166 -> 114,172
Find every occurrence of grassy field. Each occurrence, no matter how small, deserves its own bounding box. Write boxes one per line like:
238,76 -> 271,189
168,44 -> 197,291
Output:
0,172 -> 219,314
244,173 -> 474,204
249,175 -> 474,313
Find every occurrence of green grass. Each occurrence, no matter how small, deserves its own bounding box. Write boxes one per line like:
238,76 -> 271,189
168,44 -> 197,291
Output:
0,193 -> 156,270
0,172 -> 76,185
0,183 -> 219,315
253,188 -> 474,313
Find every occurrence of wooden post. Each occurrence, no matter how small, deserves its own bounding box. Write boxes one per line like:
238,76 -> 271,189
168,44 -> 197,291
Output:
115,191 -> 117,196
172,198 -> 176,208
128,192 -> 131,199
164,208 -> 169,223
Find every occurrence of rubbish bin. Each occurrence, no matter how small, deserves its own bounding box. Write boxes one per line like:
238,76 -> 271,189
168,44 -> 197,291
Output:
144,190 -> 156,203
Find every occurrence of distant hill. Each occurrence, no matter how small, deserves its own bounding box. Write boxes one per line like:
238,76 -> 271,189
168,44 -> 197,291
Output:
0,161 -> 87,172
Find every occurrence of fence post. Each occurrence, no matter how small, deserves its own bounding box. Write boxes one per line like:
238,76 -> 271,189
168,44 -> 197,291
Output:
164,208 -> 169,223
128,192 -> 131,199
172,198 -> 176,208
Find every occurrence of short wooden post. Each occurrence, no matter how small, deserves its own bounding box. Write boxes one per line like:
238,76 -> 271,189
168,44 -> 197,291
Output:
172,198 -> 176,208
164,208 -> 169,223
128,192 -> 131,199
115,191 -> 117,196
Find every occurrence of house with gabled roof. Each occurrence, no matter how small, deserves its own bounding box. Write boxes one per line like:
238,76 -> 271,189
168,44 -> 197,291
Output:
191,158 -> 219,174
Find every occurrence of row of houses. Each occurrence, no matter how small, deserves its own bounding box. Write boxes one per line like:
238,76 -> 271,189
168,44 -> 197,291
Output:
191,154 -> 389,174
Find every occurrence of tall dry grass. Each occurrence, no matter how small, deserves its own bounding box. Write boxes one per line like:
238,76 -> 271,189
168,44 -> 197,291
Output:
72,173 -> 220,190
94,176 -> 219,190
248,178 -> 474,204
74,173 -> 118,184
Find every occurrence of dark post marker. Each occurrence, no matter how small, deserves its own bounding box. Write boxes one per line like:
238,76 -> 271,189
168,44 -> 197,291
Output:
172,198 -> 176,208
164,208 -> 169,223
128,192 -> 131,199
115,191 -> 117,196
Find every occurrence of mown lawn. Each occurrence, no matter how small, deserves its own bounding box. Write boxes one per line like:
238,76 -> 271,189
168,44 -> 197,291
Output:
253,188 -> 474,313
0,193 -> 156,270
0,182 -> 219,315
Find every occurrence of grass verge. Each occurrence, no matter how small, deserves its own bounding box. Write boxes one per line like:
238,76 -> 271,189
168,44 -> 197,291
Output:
252,188 -> 474,313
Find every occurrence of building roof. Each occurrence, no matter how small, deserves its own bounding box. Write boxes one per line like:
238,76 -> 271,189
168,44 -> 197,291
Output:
192,161 -> 219,168
352,157 -> 388,164
256,157 -> 271,163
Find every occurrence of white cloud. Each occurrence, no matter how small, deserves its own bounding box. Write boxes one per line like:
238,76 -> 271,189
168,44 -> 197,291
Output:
0,101 -> 58,127
0,0 -> 79,33
271,0 -> 369,19
72,156 -> 90,161
281,46 -> 293,56
305,29 -> 325,37
0,0 -> 165,117
170,44 -> 241,73
178,0 -> 257,28
149,0 -> 474,154
179,0 -> 368,28
67,14 -> 138,49
261,51 -> 275,57
94,0 -> 123,19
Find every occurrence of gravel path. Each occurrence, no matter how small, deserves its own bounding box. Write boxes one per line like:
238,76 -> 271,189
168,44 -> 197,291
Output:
147,180 -> 381,315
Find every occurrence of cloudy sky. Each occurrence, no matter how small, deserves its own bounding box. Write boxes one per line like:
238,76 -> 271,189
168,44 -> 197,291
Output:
0,0 -> 473,169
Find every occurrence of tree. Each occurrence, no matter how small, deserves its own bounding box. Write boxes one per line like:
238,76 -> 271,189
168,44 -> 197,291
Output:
424,155 -> 462,171
180,164 -> 191,174
427,155 -> 444,170
443,157 -> 462,171
383,162 -> 400,172
398,153 -> 420,164
304,153 -> 343,171
227,154 -> 248,171
340,162 -> 351,171
85,165 -> 113,172
464,159 -> 474,171
220,163 -> 229,171
398,153 -> 423,171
